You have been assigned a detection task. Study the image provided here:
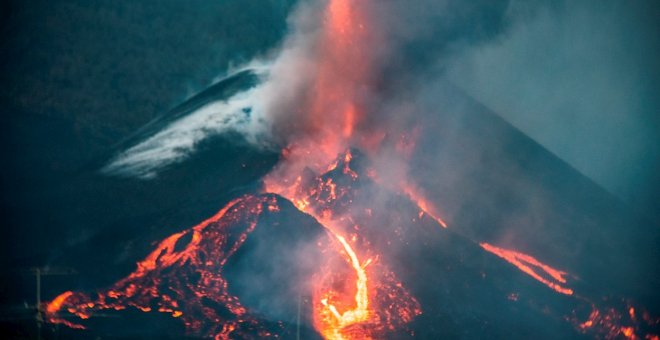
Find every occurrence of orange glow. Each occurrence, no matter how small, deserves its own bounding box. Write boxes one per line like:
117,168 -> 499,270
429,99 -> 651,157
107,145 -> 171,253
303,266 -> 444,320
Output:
343,104 -> 356,138
46,291 -> 73,314
261,0 -> 374,192
47,148 -> 421,339
572,303 -> 659,340
269,171 -> 375,338
317,234 -> 371,340
400,182 -> 448,228
621,326 -> 635,338
128,197 -> 242,279
261,2 -> 389,334
328,0 -> 352,35
266,149 -> 420,338
579,309 -> 599,329
320,0 -> 368,97
44,196 -> 280,338
480,243 -> 573,295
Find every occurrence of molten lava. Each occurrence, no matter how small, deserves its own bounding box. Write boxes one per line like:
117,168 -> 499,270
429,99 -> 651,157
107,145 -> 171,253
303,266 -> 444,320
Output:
480,243 -> 659,338
45,196 -> 287,339
573,301 -> 660,340
265,149 -> 421,339
480,242 -> 573,295
317,234 -> 370,339
400,182 -> 449,228
45,147 -> 659,339
45,150 -> 422,339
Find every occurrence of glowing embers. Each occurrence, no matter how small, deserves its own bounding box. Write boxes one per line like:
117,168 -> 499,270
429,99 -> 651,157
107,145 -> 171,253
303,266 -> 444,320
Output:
45,158 -> 421,340
479,243 -> 573,295
44,195 -> 282,339
572,301 -> 660,340
266,149 -> 421,339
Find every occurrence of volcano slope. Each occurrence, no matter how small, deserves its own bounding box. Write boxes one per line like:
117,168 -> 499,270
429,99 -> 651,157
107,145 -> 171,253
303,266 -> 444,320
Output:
28,45 -> 658,337
39,71 -> 660,339
44,148 -> 659,339
407,80 -> 659,309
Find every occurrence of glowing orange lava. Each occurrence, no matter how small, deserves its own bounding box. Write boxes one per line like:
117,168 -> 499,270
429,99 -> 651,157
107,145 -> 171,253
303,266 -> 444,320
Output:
46,291 -> 74,314
262,1 -> 384,334
480,243 -> 573,295
574,302 -> 659,340
44,196 -> 284,339
400,182 -> 448,228
265,148 -> 421,339
317,233 -> 371,340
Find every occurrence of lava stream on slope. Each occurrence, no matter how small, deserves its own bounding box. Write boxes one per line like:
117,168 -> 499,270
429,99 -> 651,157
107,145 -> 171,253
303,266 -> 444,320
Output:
45,149 -> 660,339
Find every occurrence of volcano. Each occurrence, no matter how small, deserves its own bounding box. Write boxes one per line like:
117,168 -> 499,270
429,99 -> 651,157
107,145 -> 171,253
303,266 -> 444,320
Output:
44,147 -> 659,339
35,0 -> 659,339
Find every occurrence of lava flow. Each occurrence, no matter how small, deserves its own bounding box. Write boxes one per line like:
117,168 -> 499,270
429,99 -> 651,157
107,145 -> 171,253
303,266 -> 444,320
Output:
480,242 -> 573,295
45,0 -> 424,338
400,182 -> 449,228
479,242 -> 660,339
43,146 -> 659,339
45,196 -> 286,339
44,153 -> 422,339
265,149 -> 422,339
262,1 -> 391,334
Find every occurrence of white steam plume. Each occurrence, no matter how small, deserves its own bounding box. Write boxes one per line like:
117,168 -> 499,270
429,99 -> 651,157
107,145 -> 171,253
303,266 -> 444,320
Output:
101,2 -> 322,179
102,80 -> 268,179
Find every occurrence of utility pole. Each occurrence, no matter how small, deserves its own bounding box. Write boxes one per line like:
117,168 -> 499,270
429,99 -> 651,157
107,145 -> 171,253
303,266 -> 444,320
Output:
27,267 -> 77,340
296,293 -> 301,340
36,268 -> 42,340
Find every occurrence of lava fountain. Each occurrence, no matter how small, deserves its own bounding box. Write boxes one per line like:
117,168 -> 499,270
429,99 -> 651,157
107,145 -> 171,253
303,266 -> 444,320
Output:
263,2 -> 387,335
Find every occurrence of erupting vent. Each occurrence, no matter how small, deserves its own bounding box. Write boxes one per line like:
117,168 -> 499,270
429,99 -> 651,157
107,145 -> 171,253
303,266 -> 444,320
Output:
44,0 -> 658,339
46,150 -> 659,339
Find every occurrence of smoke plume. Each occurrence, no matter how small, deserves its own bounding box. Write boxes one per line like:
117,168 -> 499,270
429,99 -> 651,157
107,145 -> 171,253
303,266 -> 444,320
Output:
102,0 -> 523,180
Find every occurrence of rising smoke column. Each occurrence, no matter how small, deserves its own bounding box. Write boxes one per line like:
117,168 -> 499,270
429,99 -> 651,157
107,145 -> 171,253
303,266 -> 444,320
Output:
263,0 -> 380,184
263,1 -> 413,338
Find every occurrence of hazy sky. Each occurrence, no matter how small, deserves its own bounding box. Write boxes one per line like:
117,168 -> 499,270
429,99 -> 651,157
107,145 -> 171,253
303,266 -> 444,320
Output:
446,0 -> 659,218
